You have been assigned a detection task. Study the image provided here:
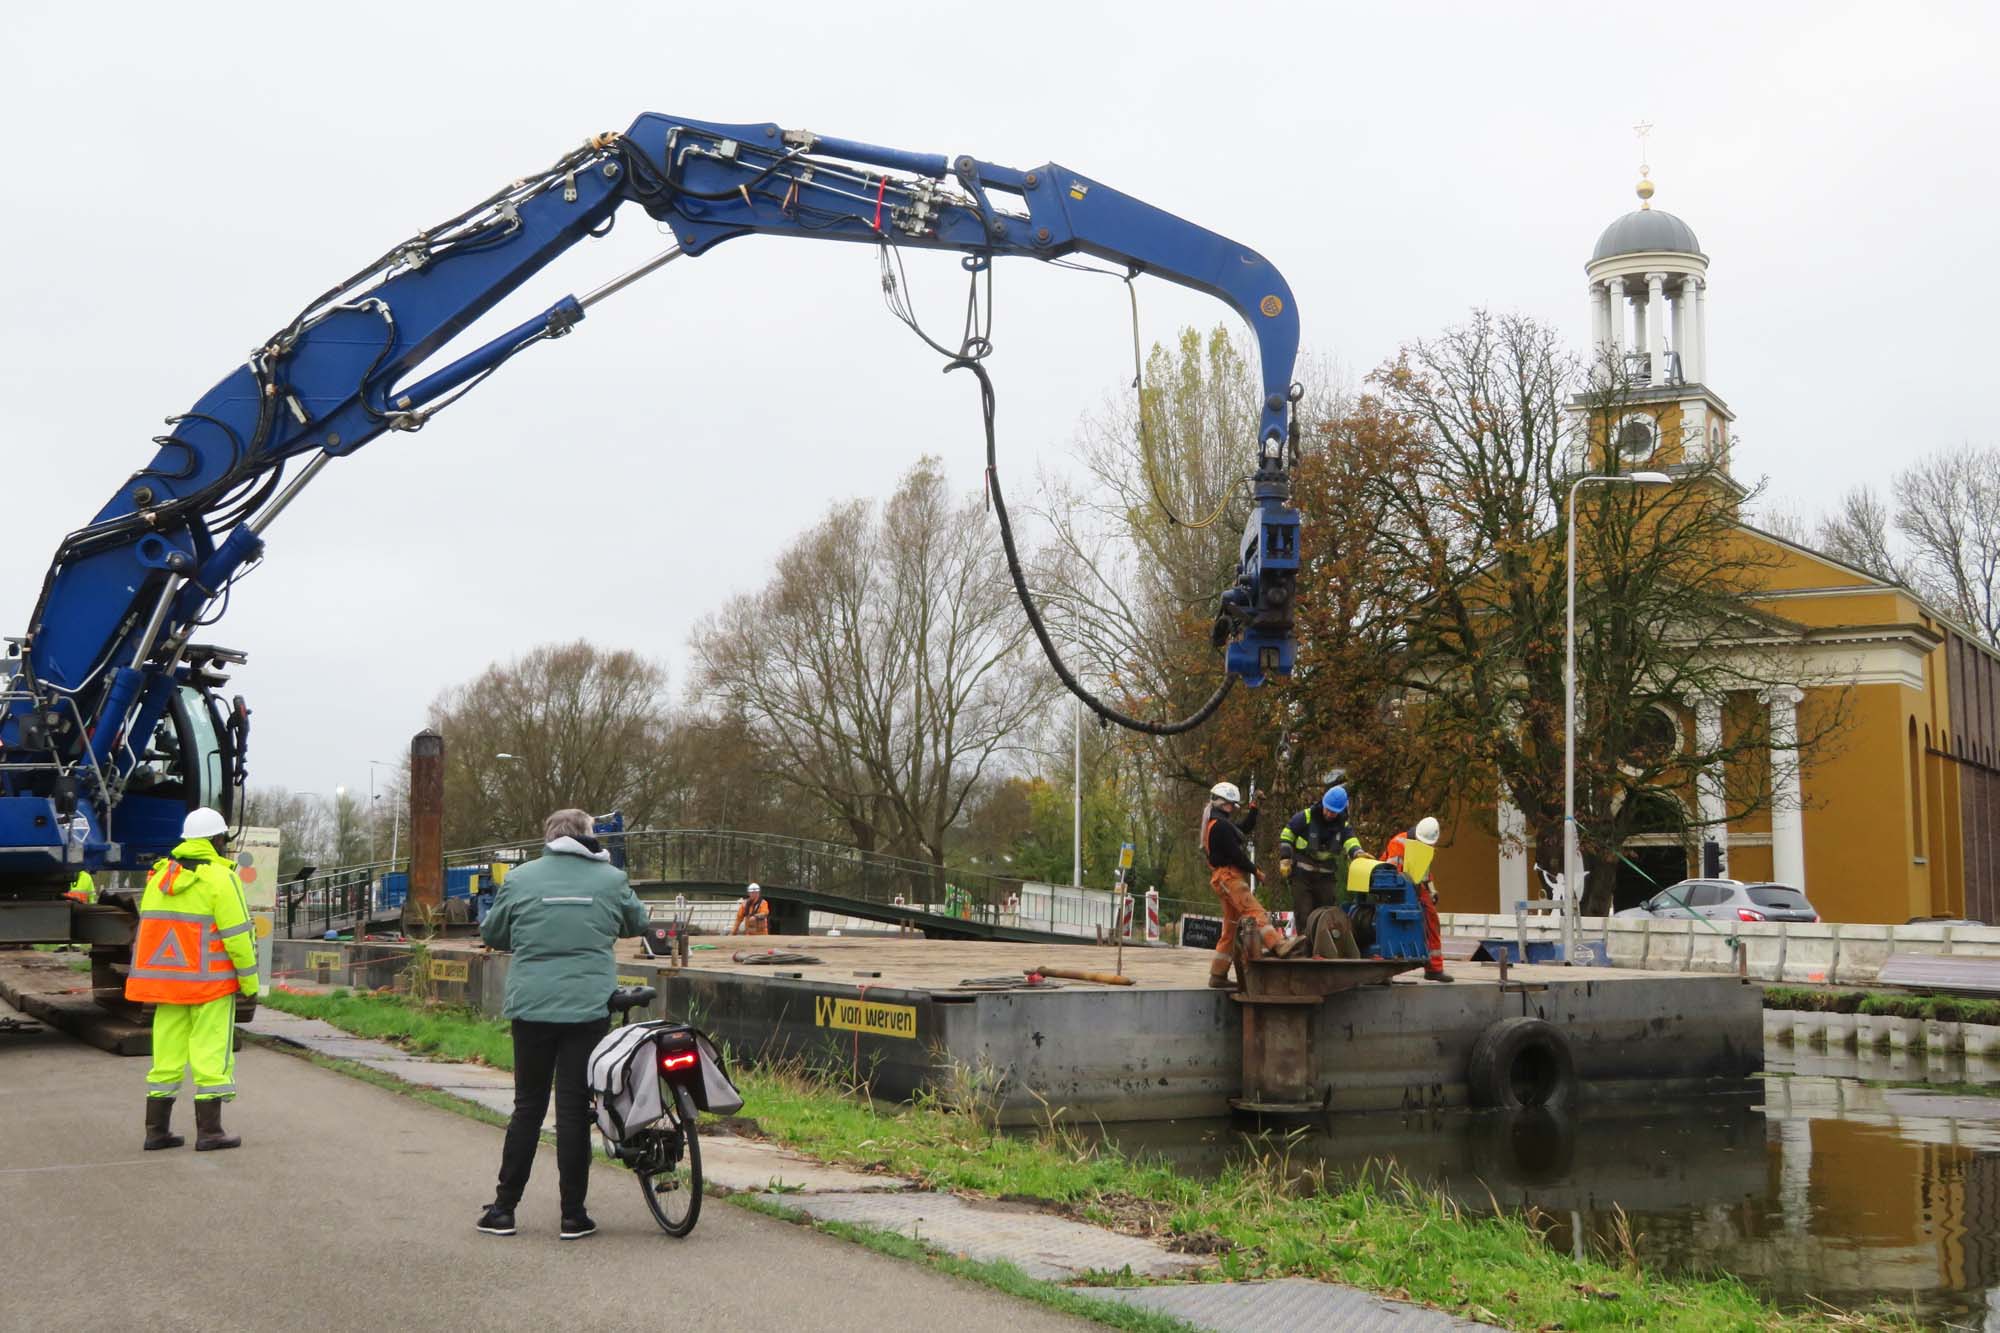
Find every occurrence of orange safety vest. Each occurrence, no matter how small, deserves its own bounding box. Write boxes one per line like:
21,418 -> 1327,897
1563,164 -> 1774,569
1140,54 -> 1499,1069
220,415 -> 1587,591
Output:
125,861 -> 249,1005
735,897 -> 770,934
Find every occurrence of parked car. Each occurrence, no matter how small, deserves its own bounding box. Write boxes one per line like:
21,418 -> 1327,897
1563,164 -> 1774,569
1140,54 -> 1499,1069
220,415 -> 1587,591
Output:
1616,878 -> 1820,924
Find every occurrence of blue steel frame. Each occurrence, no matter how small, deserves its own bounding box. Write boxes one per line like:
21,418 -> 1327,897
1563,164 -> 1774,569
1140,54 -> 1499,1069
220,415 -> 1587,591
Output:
0,113 -> 1303,879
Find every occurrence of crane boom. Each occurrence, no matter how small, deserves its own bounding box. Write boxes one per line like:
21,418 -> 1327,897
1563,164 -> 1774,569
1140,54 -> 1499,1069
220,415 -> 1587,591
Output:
0,112 -> 1302,894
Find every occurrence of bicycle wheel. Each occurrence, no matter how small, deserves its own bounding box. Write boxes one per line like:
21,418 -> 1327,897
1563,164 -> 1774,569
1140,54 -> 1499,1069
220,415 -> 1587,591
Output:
637,1082 -> 702,1236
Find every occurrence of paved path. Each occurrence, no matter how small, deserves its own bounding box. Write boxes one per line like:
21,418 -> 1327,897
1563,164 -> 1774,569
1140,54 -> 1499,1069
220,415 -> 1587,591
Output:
234,1006 -> 1476,1330
0,999 -> 1094,1333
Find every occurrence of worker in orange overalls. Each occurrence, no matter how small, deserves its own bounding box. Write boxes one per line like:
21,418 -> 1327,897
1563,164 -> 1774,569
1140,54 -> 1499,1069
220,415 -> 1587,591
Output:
731,882 -> 771,936
1201,782 -> 1301,988
1382,816 -> 1452,982
125,807 -> 259,1151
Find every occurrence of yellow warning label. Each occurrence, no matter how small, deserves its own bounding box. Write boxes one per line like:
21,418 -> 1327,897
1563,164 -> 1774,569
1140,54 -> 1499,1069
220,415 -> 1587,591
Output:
306,951 -> 341,969
814,995 -> 917,1040
428,959 -> 469,982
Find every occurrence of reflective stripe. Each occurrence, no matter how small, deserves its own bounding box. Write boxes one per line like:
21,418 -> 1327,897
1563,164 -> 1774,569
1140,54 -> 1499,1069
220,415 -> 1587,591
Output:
540,896 -> 592,904
141,909 -> 215,925
193,1084 -> 236,1099
215,921 -> 253,938
129,965 -> 243,982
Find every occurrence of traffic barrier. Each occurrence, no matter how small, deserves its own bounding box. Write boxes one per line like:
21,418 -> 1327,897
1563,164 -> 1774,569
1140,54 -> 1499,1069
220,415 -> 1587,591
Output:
1116,894 -> 1135,940
1144,888 -> 1161,942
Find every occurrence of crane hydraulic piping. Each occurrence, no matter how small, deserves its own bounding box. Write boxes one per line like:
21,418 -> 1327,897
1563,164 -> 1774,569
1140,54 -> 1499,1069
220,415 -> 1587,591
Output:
0,112 -> 1303,897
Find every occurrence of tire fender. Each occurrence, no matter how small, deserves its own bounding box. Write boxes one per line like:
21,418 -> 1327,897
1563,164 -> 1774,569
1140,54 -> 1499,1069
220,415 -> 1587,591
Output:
1467,1016 -> 1576,1110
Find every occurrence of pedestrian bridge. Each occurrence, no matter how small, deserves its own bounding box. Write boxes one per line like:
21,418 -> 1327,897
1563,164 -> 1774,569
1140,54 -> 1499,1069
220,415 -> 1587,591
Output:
285,828 -> 1191,945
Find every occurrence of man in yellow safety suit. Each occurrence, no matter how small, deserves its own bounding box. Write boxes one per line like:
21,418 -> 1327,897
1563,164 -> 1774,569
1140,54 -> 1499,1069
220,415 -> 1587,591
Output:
64,869 -> 96,904
124,807 -> 259,1152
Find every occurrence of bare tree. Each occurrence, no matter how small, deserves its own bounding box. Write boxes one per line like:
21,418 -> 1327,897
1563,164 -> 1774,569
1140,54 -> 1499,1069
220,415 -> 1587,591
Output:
694,457 -> 1051,866
1810,447 -> 2000,647
1813,485 -> 1905,584
426,641 -> 676,848
238,785 -> 332,877
1893,447 -> 2000,646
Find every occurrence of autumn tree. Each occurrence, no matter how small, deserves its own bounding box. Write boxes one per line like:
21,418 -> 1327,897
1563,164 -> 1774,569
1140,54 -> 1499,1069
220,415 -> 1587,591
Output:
693,457 -> 1051,867
1373,312 -> 1844,911
1033,325 -> 1411,900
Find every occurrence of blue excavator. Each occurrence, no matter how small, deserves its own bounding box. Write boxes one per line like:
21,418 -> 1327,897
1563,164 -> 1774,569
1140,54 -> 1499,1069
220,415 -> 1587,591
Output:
0,112 -> 1303,951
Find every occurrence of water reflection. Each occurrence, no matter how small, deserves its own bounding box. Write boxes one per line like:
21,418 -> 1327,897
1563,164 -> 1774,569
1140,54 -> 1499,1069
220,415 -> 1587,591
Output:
1071,1051 -> 2000,1329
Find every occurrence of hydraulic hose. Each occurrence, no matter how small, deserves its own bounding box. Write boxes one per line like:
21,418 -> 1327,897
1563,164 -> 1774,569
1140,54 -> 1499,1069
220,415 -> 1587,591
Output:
945,356 -> 1235,737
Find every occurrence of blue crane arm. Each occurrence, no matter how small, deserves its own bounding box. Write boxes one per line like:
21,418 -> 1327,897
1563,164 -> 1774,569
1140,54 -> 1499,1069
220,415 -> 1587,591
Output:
1,113 -> 1301,879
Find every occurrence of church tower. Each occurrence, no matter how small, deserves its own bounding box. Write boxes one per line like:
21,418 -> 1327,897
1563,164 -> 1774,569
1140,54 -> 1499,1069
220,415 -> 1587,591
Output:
1580,168 -> 1736,480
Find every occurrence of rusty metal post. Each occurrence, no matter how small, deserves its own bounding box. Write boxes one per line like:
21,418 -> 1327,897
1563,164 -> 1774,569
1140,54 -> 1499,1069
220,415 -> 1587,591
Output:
405,729 -> 445,933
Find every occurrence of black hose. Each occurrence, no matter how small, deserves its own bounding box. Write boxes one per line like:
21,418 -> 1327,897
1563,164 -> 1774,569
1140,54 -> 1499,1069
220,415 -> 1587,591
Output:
945,356 -> 1234,737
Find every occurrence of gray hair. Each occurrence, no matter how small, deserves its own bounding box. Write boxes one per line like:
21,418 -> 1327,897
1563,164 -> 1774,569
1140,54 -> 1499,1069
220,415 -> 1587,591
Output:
544,808 -> 594,843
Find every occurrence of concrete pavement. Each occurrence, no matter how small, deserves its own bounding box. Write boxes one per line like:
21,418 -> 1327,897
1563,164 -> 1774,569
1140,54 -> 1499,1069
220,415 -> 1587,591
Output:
0,1004 -> 1096,1333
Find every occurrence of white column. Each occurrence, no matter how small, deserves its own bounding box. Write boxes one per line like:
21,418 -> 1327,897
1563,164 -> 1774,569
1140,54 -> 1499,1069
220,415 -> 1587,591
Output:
1693,278 -> 1709,383
1605,277 -> 1626,365
1498,784 -> 1529,911
1688,692 -> 1729,870
1670,280 -> 1688,383
1764,686 -> 1807,889
1681,277 -> 1704,384
1645,272 -> 1668,385
1590,284 -> 1610,382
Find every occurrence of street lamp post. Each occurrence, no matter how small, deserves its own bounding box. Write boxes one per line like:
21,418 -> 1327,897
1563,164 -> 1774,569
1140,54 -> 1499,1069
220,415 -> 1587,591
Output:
1563,470 -> 1673,961
368,759 -> 399,865
1072,698 -> 1082,890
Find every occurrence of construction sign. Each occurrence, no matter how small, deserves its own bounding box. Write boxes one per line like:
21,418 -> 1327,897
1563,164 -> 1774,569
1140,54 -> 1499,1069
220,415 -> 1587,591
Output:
235,825 -> 281,984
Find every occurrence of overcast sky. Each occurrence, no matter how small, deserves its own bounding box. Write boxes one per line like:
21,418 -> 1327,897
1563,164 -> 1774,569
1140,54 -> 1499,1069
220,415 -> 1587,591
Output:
3,1 -> 1993,805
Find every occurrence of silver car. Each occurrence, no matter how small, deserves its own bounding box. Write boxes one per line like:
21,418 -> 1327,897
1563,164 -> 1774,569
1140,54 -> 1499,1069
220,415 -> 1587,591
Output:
1616,878 -> 1819,924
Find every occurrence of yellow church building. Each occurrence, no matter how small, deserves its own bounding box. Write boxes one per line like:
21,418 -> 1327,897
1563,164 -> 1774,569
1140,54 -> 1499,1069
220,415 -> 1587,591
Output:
1431,179 -> 2000,928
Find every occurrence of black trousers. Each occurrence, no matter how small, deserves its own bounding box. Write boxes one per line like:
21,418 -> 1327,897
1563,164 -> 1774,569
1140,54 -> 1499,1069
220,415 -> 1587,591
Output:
495,1016 -> 608,1215
1290,867 -> 1344,922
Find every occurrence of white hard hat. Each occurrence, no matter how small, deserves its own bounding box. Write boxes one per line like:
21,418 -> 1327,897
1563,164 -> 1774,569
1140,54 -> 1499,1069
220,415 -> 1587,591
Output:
745,881 -> 761,894
182,807 -> 228,840
1414,816 -> 1441,846
1209,782 -> 1241,804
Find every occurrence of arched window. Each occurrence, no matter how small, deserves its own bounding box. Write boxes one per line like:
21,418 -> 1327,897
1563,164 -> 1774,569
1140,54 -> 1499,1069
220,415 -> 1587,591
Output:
1910,718 -> 1924,855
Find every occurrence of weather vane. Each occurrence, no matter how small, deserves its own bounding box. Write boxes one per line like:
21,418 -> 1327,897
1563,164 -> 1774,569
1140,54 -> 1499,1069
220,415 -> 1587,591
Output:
1633,120 -> 1654,178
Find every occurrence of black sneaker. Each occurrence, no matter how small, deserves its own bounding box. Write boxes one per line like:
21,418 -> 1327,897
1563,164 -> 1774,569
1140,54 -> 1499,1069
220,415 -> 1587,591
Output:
476,1204 -> 516,1236
559,1212 -> 597,1240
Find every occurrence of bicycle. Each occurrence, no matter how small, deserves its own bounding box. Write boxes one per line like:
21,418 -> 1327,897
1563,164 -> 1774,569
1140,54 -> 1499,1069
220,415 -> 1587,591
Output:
600,985 -> 703,1237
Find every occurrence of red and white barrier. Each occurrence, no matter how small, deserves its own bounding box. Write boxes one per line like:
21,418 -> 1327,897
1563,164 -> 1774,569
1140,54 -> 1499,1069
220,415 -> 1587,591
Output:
1144,888 -> 1161,942
1116,894 -> 1136,940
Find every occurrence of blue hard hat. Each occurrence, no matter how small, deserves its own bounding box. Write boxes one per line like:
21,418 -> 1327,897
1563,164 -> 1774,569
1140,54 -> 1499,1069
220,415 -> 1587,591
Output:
1322,785 -> 1349,815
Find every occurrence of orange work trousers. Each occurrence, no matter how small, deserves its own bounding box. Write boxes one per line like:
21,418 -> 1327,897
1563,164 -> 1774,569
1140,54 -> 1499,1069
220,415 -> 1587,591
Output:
1208,867 -> 1281,972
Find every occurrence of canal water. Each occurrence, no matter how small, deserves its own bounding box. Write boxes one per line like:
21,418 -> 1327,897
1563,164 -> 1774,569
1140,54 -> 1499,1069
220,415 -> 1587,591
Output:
1081,1048 -> 2000,1330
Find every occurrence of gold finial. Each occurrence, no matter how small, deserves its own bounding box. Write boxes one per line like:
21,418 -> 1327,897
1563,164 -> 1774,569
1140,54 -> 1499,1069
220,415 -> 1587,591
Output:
1633,120 -> 1655,209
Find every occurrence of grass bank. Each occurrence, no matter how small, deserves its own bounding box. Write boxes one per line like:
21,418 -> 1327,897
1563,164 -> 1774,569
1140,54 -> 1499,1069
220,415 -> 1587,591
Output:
261,989 -> 1895,1331
265,986 -> 514,1068
1763,985 -> 2000,1025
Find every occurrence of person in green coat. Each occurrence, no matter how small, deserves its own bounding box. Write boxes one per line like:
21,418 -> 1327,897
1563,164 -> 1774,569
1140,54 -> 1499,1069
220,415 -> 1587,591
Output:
475,807 -> 650,1240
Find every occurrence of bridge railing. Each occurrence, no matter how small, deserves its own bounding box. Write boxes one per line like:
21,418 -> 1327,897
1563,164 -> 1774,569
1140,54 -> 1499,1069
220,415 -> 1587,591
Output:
294,827 -> 1211,938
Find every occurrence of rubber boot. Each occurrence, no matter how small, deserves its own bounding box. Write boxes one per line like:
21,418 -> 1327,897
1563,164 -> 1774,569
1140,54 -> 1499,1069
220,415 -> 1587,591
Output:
143,1098 -> 185,1151
194,1098 -> 241,1152
1206,959 -> 1236,990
